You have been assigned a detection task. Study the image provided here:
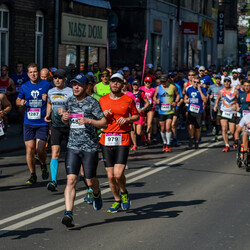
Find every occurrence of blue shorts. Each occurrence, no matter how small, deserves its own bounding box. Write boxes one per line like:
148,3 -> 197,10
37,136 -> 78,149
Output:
23,124 -> 49,142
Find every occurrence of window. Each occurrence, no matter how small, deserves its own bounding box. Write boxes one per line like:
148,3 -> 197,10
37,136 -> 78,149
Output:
0,4 -> 9,68
35,11 -> 44,67
65,45 -> 77,67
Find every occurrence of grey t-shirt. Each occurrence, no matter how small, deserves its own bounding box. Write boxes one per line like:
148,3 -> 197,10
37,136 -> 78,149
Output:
48,87 -> 73,127
207,85 -> 223,106
65,95 -> 104,152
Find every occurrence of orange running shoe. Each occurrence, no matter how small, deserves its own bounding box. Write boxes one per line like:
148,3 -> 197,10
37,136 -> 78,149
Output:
222,146 -> 230,152
165,145 -> 171,152
162,145 -> 167,151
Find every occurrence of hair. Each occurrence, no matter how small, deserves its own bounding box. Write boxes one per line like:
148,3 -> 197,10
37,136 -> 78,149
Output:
1,65 -> 8,71
27,63 -> 39,72
193,76 -> 201,81
16,61 -> 24,67
189,70 -> 195,74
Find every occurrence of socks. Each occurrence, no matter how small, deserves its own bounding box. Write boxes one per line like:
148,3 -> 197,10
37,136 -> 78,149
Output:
160,132 -> 167,144
50,158 -> 58,183
165,132 -> 172,145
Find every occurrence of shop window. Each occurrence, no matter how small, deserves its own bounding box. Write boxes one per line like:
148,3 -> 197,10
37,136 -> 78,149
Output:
88,47 -> 98,71
0,4 -> 9,68
35,11 -> 44,68
66,45 -> 77,67
151,34 -> 162,68
80,46 -> 86,73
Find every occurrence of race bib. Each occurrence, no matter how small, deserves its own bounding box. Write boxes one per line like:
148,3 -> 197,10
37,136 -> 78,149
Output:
222,111 -> 233,119
148,99 -> 152,104
237,112 -> 241,118
190,104 -> 200,113
0,87 -> 7,94
161,103 -> 171,112
136,102 -> 140,110
243,110 -> 250,117
105,133 -> 122,146
214,93 -> 218,100
27,108 -> 41,119
0,122 -> 4,136
70,114 -> 85,129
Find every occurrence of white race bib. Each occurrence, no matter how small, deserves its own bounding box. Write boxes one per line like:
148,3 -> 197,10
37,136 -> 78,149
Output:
0,122 -> 4,136
237,112 -> 241,118
161,103 -> 171,112
70,114 -> 85,129
136,102 -> 140,110
190,104 -> 200,113
222,111 -> 233,119
148,99 -> 152,104
0,87 -> 7,94
243,110 -> 250,117
27,108 -> 41,119
105,133 -> 122,146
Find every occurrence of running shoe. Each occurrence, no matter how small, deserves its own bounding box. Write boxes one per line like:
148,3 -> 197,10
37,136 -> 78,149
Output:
165,145 -> 171,152
41,164 -> 49,180
141,134 -> 146,143
201,124 -> 207,132
107,201 -> 121,213
47,181 -> 57,192
162,144 -> 167,151
222,146 -> 230,152
195,142 -> 199,149
121,193 -> 131,210
131,145 -> 137,151
214,135 -> 219,142
172,138 -> 178,147
26,173 -> 37,185
188,138 -> 193,149
84,188 -> 94,204
93,192 -> 103,210
62,211 -> 74,228
145,138 -> 151,146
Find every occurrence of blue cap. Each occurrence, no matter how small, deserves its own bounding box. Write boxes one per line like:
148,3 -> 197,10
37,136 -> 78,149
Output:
71,74 -> 88,84
215,74 -> 221,79
168,72 -> 175,77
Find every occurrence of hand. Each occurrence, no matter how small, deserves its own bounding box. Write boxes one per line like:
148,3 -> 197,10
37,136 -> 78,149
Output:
138,108 -> 143,114
57,108 -> 65,115
172,102 -> 177,107
210,94 -> 213,99
44,115 -> 51,123
0,110 -> 4,119
62,110 -> 70,121
76,117 -> 91,125
42,94 -> 47,101
213,106 -> 217,112
117,117 -> 128,126
20,99 -> 27,106
103,109 -> 112,117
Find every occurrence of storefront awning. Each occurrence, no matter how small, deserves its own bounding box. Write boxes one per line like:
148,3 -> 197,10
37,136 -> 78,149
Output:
73,0 -> 111,9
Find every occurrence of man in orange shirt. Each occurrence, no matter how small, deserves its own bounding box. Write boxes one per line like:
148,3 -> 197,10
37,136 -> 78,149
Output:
99,73 -> 139,213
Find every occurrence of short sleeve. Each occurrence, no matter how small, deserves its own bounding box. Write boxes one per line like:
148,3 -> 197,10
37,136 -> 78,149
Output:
92,99 -> 105,120
130,99 -> 139,116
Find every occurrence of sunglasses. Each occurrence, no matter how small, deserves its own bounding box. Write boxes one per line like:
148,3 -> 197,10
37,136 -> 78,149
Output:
145,81 -> 151,83
224,80 -> 231,82
101,75 -> 109,78
188,74 -> 195,76
54,76 -> 64,79
193,81 -> 200,83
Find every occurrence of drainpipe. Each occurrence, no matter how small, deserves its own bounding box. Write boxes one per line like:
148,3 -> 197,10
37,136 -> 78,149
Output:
54,0 -> 59,67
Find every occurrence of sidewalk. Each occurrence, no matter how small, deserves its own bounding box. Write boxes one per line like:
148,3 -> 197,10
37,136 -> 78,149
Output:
0,123 -> 25,154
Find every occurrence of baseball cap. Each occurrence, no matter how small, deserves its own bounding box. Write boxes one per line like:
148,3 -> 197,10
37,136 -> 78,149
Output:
122,66 -> 130,71
144,76 -> 152,82
110,73 -> 124,82
160,75 -> 167,81
147,64 -> 154,69
199,66 -> 205,71
237,68 -> 242,73
247,71 -> 250,76
168,72 -> 175,77
132,79 -> 140,85
222,67 -> 228,72
50,67 -> 58,74
87,72 -> 94,76
70,74 -> 88,84
224,76 -> 231,82
232,69 -> 238,73
215,74 -> 221,79
53,69 -> 66,78
195,65 -> 200,69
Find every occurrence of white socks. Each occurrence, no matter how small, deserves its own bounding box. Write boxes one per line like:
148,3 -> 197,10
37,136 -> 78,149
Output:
160,132 -> 167,144
166,132 -> 172,145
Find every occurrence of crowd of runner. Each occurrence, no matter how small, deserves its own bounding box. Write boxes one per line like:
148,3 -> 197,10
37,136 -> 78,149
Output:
0,61 -> 250,227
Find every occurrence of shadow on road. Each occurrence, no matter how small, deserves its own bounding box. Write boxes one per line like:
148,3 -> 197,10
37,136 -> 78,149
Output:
70,199 -> 206,231
0,227 -> 52,239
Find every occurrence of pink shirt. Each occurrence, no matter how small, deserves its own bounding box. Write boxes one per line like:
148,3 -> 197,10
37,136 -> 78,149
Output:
125,91 -> 136,101
139,86 -> 155,107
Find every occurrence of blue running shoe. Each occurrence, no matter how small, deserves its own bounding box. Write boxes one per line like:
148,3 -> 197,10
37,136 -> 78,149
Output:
62,211 -> 74,228
121,193 -> 130,210
107,201 -> 121,213
84,188 -> 94,204
93,192 -> 102,210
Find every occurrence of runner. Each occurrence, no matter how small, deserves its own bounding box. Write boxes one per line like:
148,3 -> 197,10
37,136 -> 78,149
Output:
139,76 -> 155,144
16,63 -> 52,184
214,77 -> 238,152
61,74 -> 107,227
130,79 -> 149,150
44,69 -> 73,191
94,69 -> 111,96
185,76 -> 208,149
231,69 -> 241,89
207,74 -> 223,141
40,68 -> 52,82
153,74 -> 180,152
0,65 -> 16,100
99,73 -> 139,213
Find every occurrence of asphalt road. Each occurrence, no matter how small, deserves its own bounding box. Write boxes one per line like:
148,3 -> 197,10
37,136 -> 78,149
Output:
1,134 -> 250,250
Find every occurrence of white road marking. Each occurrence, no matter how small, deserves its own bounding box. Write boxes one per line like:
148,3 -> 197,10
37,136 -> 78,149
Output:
0,140 -> 223,236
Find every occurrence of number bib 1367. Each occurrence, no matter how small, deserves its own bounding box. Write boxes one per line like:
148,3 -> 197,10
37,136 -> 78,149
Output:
27,108 -> 41,119
105,133 -> 122,146
190,104 -> 200,113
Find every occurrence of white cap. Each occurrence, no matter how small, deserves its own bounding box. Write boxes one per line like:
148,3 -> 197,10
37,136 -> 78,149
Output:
237,68 -> 242,73
232,69 -> 238,73
110,73 -> 124,82
199,66 -> 205,71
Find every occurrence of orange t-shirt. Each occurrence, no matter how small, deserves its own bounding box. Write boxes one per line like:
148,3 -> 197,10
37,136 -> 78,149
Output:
99,94 -> 138,146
